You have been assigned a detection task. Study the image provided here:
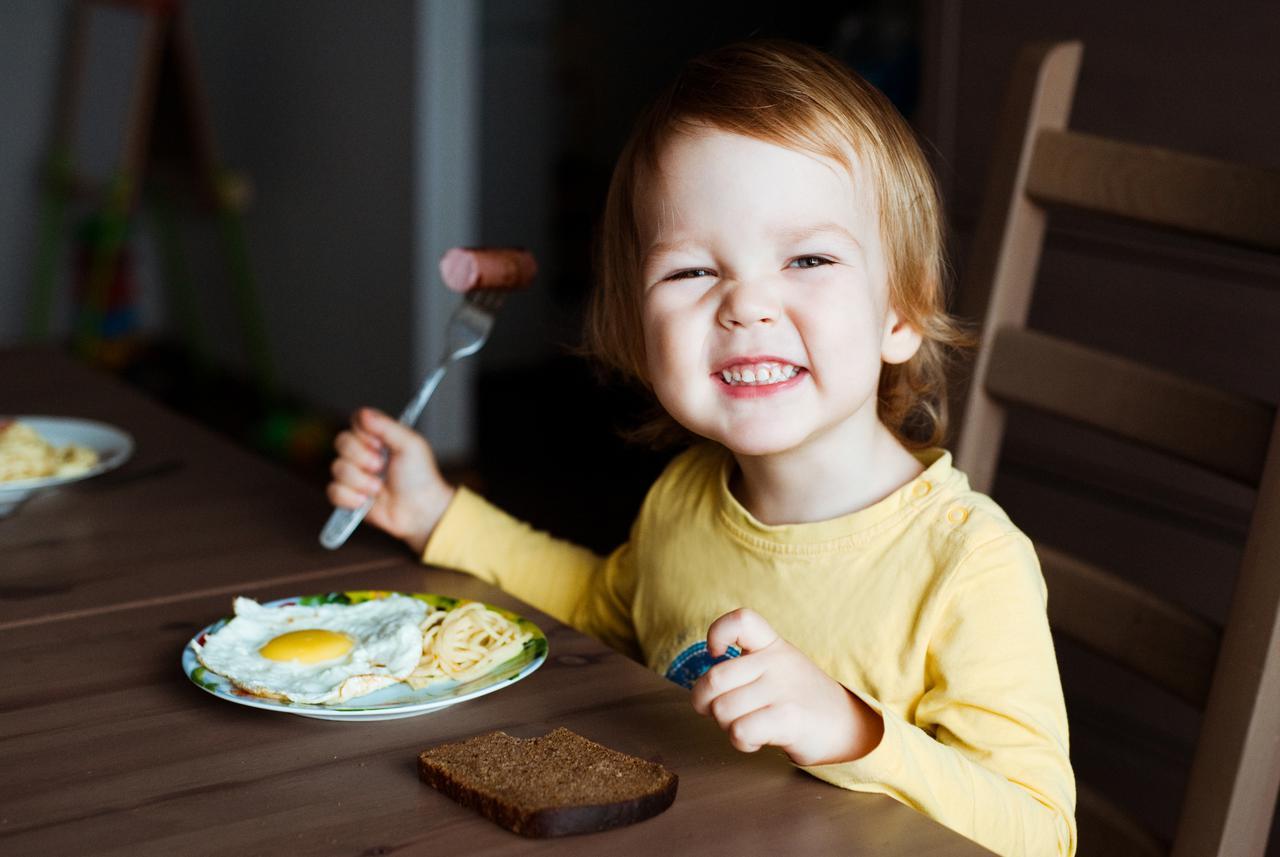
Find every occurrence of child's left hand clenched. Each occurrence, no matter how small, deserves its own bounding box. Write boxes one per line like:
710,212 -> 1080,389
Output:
691,608 -> 885,766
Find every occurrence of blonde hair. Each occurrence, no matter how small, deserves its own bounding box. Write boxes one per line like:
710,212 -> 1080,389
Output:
585,39 -> 971,449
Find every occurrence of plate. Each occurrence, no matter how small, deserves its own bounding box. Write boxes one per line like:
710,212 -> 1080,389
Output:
0,416 -> 135,516
182,591 -> 548,721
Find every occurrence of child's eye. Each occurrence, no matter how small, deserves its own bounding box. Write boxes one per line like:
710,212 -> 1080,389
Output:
788,256 -> 833,269
666,268 -> 715,281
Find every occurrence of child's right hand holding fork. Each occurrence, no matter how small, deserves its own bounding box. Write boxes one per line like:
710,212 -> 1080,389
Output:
327,407 -> 455,555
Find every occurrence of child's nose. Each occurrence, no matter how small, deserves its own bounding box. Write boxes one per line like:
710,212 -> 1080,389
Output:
716,278 -> 780,330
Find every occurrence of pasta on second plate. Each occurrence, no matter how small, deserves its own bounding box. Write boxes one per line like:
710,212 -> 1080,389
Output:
0,420 -> 98,482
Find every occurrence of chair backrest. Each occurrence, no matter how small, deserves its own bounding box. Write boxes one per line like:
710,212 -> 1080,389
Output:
955,40 -> 1280,857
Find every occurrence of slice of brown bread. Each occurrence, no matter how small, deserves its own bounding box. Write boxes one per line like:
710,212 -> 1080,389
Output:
417,727 -> 678,837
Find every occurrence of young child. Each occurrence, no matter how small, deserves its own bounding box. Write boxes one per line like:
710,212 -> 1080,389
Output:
329,40 -> 1075,857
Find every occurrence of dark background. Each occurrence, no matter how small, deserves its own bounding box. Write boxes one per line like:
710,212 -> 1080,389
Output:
475,0 -> 923,554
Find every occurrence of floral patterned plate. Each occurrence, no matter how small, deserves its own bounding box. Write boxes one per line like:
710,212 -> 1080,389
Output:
182,591 -> 548,721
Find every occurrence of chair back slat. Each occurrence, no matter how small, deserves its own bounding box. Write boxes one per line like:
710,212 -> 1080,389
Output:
1174,417 -> 1280,857
1038,543 -> 1219,707
985,327 -> 1272,484
959,40 -> 1280,855
1027,129 -> 1280,252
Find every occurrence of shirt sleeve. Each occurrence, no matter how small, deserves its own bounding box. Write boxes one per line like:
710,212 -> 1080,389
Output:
802,533 -> 1077,857
422,486 -> 641,659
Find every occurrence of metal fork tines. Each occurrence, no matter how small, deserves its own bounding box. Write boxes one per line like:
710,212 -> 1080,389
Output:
319,287 -> 510,550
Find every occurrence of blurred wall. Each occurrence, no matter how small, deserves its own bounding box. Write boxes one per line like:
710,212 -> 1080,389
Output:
0,0 -> 72,345
475,0 -> 558,369
187,0 -> 417,422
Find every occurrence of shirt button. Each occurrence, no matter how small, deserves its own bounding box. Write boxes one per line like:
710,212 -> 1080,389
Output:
947,506 -> 969,525
912,481 -> 932,498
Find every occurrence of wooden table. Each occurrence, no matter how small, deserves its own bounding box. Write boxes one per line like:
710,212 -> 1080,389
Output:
0,348 -> 992,855
1,348 -> 399,628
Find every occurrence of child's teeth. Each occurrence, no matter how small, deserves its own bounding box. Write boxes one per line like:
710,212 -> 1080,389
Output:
720,362 -> 799,386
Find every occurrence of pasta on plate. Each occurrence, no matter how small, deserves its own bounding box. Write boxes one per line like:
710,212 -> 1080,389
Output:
410,601 -> 534,687
0,420 -> 99,482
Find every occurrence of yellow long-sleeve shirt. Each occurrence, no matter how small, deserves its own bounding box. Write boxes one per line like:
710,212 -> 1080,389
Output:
425,444 -> 1076,856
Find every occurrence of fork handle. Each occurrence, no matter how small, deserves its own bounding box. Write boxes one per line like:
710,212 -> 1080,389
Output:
319,499 -> 373,550
318,362 -> 450,550
397,363 -> 449,427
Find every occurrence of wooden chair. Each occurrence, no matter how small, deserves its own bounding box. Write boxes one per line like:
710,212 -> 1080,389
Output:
954,41 -> 1280,857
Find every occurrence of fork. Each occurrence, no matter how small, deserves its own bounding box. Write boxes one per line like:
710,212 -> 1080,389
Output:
318,287 -> 508,550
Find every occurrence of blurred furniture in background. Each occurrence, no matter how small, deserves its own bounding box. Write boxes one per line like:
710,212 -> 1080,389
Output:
21,1 -> 345,481
956,40 -> 1280,857
31,0 -> 263,378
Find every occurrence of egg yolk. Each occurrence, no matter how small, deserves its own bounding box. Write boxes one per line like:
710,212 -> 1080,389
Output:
259,629 -> 354,663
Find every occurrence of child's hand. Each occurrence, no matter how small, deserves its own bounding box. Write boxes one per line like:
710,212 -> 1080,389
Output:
691,608 -> 884,767
327,407 -> 455,555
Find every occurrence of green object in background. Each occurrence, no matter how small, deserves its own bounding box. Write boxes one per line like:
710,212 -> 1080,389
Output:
254,406 -> 338,471
255,409 -> 296,457
74,174 -> 133,358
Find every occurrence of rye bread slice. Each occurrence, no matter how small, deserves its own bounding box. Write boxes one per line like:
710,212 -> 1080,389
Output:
417,727 -> 677,837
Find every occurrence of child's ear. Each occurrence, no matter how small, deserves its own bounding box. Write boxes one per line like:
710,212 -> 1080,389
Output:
880,307 -> 923,365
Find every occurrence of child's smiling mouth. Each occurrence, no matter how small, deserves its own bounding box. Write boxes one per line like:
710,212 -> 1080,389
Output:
713,359 -> 807,398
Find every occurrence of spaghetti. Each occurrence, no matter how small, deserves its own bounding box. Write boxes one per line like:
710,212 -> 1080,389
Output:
0,420 -> 98,482
409,601 -> 533,687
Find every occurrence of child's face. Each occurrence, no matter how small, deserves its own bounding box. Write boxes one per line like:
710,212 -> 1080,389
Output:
638,129 -> 921,458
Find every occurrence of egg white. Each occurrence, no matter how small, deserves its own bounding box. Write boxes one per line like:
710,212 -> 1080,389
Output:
195,595 -> 430,704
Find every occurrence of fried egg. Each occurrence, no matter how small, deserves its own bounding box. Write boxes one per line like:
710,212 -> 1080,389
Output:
194,595 -> 430,704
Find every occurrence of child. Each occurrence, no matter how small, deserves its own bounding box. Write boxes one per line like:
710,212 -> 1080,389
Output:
328,40 -> 1075,857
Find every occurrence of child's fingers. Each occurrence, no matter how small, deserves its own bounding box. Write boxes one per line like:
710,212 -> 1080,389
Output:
700,675 -> 770,730
690,652 -> 766,714
327,480 -> 370,510
355,407 -> 425,456
706,607 -> 779,657
353,406 -> 392,429
724,704 -> 790,754
334,431 -> 384,473
331,458 -> 383,497
350,425 -> 384,454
